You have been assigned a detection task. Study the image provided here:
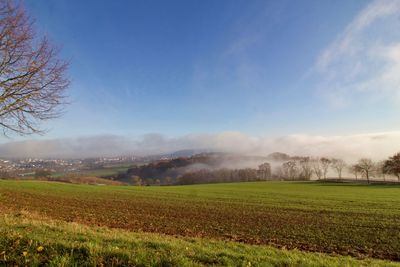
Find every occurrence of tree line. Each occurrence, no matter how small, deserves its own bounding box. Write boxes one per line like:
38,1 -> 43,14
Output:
269,153 -> 400,184
122,152 -> 400,186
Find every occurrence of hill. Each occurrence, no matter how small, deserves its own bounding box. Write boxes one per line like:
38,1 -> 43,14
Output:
113,152 -> 299,185
114,152 -> 272,184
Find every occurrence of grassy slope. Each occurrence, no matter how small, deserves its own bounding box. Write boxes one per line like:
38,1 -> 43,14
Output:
0,180 -> 400,263
51,166 -> 131,179
1,213 -> 399,267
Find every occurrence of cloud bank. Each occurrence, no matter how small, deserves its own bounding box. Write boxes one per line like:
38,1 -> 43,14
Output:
314,0 -> 400,107
1,131 -> 400,162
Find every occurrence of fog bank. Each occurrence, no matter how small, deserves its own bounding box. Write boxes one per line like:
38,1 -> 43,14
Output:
0,131 -> 399,162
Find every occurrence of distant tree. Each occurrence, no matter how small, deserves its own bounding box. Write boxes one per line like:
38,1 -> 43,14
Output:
273,165 -> 285,180
238,168 -> 257,182
331,158 -> 346,180
348,164 -> 362,180
383,152 -> 400,182
320,158 -> 331,179
375,161 -> 387,181
258,162 -> 271,180
298,157 -> 312,180
214,169 -> 232,182
0,0 -> 69,135
357,158 -> 374,184
282,161 -> 297,180
311,158 -> 323,180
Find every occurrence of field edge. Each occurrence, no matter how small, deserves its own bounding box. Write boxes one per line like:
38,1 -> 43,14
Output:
0,212 -> 399,267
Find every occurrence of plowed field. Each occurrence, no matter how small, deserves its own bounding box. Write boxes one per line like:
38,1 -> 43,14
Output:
1,180 -> 399,261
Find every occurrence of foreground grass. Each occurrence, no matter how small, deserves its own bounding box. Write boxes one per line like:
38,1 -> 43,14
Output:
1,180 -> 399,260
1,213 -> 399,267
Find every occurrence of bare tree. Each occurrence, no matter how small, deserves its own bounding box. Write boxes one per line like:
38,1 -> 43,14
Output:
0,0 -> 69,135
311,158 -> 323,180
320,157 -> 331,180
282,161 -> 297,180
357,158 -> 374,184
331,158 -> 346,180
348,164 -> 362,180
298,157 -> 312,180
258,162 -> 271,180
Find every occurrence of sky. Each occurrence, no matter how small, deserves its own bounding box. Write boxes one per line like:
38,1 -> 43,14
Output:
1,0 -> 400,159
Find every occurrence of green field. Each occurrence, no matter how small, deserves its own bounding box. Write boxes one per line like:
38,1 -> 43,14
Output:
1,180 -> 399,266
50,165 -> 134,179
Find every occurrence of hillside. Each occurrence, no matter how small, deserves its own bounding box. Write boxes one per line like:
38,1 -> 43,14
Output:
114,152 -> 282,184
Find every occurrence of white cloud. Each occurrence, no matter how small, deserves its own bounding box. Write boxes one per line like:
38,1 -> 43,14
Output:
1,131 -> 400,162
315,0 -> 400,106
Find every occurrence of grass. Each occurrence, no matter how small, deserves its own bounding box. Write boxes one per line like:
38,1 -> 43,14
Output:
51,165 -> 133,178
0,180 -> 400,264
1,212 -> 399,266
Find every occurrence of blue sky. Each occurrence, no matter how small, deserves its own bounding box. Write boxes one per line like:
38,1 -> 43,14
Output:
2,0 -> 400,158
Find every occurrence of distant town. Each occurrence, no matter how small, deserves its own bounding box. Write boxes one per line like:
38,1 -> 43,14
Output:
0,155 -> 179,178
